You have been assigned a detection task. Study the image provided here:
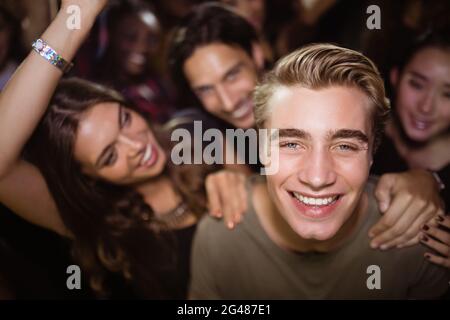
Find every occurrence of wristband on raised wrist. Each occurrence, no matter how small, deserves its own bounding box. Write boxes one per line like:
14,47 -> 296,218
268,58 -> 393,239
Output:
31,38 -> 74,73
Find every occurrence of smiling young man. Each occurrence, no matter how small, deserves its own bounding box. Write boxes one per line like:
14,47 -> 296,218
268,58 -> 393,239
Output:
167,3 -> 444,243
189,44 -> 449,299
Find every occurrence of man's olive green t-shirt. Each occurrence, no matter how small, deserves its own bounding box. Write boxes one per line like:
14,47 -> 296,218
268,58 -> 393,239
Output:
190,179 -> 449,299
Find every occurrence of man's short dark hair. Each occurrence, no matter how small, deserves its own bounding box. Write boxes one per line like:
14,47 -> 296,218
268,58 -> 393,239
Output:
167,3 -> 259,103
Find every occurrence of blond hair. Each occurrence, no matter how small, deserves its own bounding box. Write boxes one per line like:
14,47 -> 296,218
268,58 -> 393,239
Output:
254,43 -> 390,151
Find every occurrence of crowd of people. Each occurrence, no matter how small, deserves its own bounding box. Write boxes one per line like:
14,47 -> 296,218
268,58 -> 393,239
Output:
0,0 -> 448,299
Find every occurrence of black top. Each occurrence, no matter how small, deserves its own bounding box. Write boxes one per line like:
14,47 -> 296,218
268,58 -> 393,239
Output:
171,223 -> 198,299
0,203 -> 95,299
0,201 -> 199,299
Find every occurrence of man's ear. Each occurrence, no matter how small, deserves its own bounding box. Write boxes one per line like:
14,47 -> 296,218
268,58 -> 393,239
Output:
251,42 -> 265,71
390,67 -> 399,88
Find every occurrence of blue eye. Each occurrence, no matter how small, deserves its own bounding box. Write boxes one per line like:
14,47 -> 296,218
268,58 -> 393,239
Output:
336,144 -> 358,152
280,142 -> 300,150
287,143 -> 298,149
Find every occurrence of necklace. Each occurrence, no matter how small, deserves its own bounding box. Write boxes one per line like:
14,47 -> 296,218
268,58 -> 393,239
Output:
158,202 -> 189,220
142,201 -> 191,227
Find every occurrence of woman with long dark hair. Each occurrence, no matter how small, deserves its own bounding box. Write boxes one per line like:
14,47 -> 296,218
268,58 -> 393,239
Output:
372,28 -> 450,268
0,0 -> 247,298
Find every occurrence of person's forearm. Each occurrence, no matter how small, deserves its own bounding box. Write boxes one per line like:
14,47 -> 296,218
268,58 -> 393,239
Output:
0,7 -> 97,178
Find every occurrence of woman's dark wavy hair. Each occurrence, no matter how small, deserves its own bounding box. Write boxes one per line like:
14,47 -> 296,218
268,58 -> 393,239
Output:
25,78 -> 211,298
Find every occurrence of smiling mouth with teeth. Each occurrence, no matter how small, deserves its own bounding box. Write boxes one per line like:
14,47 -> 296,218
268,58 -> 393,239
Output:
140,144 -> 157,167
231,100 -> 253,119
128,53 -> 146,66
408,113 -> 435,132
292,192 -> 340,206
289,191 -> 342,219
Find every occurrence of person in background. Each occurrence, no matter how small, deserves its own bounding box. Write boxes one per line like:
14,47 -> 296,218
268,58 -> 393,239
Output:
90,0 -> 176,123
371,28 -> 450,268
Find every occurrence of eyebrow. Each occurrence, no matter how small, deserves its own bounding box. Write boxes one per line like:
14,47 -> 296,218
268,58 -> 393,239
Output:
408,71 -> 428,82
408,71 -> 450,88
328,129 -> 369,143
94,106 -> 121,168
272,128 -> 311,140
272,128 -> 368,143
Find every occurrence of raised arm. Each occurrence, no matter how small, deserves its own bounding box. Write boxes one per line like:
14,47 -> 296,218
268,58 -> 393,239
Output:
0,0 -> 107,235
0,0 -> 106,175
